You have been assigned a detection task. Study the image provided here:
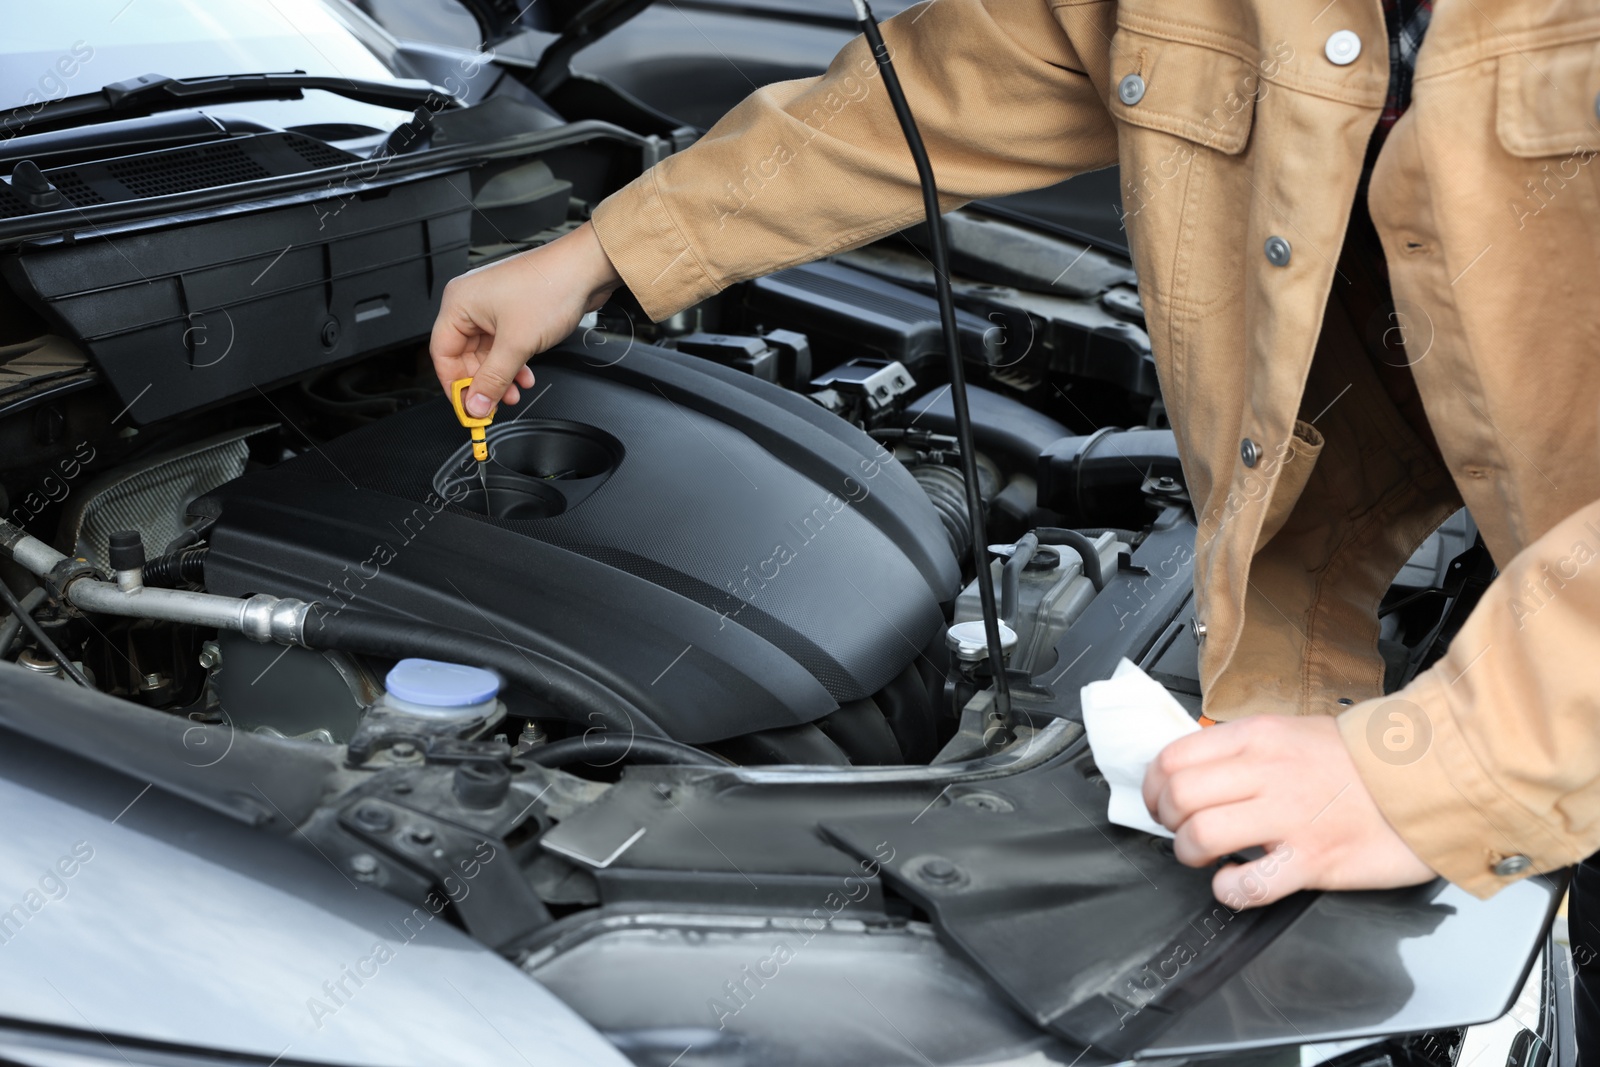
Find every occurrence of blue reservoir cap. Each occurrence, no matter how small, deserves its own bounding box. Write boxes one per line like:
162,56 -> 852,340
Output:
384,658 -> 500,707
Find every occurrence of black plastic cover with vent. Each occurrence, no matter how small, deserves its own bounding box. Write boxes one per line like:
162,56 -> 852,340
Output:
739,259 -> 1000,378
1,172 -> 469,424
0,132 -> 359,217
199,341 -> 961,743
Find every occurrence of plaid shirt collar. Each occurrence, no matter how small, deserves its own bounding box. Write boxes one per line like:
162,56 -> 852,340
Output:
1379,0 -> 1433,132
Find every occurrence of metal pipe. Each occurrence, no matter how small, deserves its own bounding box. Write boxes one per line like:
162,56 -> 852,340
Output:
0,519 -> 312,644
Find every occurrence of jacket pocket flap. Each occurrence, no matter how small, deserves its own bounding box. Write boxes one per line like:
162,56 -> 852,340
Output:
1108,27 -> 1263,156
1496,36 -> 1600,158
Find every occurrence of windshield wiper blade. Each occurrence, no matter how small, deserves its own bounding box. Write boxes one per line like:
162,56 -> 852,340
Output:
1,71 -> 452,139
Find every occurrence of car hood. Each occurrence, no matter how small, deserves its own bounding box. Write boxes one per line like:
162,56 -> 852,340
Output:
0,717 -> 626,1067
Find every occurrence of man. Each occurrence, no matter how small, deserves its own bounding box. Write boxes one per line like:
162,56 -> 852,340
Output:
431,0 -> 1600,1029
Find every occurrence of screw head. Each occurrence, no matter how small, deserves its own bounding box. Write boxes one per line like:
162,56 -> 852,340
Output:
197,642 -> 222,670
390,741 -> 418,760
956,791 -> 1015,814
920,857 -> 962,885
352,803 -> 393,833
406,826 -> 436,845
350,852 -> 379,879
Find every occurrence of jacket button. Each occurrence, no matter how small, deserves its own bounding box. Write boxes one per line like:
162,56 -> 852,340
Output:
1264,236 -> 1292,266
1492,854 -> 1531,877
1240,438 -> 1260,467
1191,618 -> 1207,642
1118,74 -> 1146,106
1324,30 -> 1362,65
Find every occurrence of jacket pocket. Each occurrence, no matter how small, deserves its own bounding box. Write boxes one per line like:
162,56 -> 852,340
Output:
1495,35 -> 1600,158
1108,25 -> 1268,157
1254,420 -> 1324,553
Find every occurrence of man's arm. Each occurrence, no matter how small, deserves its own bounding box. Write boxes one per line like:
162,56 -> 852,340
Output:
592,0 -> 1119,321
1146,496 -> 1600,906
433,0 -> 1119,415
1340,497 -> 1600,897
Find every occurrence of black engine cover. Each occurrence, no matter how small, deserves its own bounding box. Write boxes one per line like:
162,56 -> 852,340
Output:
203,340 -> 959,743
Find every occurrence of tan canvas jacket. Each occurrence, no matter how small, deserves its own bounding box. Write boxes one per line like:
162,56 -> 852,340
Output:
588,0 -> 1600,898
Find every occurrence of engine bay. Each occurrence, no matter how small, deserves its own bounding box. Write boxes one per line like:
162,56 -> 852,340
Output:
0,63 -> 1518,1061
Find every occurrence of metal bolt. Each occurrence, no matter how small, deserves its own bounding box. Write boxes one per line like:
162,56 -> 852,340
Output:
1492,854 -> 1531,877
197,642 -> 222,670
140,672 -> 163,690
406,826 -> 436,845
920,857 -> 962,885
1264,236 -> 1292,267
1154,476 -> 1179,492
1240,438 -> 1261,468
515,721 -> 548,756
392,781 -> 413,795
1117,73 -> 1146,106
350,853 -> 379,879
390,741 -> 418,760
352,803 -> 393,833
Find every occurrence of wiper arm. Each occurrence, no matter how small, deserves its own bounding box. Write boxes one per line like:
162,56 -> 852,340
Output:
1,71 -> 453,139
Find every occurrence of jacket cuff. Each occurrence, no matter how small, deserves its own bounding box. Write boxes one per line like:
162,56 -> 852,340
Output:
590,167 -> 718,323
1337,669 -> 1579,898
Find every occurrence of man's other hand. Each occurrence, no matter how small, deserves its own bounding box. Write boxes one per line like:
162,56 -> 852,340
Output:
429,221 -> 622,417
1142,715 -> 1436,907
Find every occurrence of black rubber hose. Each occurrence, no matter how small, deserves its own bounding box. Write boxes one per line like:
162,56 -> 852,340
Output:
0,581 -> 89,686
527,735 -> 733,769
1036,527 -> 1109,591
302,608 -> 667,739
0,587 -> 45,658
857,1 -> 1011,717
143,547 -> 208,588
999,532 -> 1038,625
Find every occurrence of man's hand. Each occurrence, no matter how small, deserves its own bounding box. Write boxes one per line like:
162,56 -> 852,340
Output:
1142,715 -> 1436,907
429,221 -> 623,417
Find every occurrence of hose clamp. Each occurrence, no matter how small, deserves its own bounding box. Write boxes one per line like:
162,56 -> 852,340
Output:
44,557 -> 96,605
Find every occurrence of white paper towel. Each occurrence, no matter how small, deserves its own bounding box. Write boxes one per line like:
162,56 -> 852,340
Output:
1079,658 -> 1201,838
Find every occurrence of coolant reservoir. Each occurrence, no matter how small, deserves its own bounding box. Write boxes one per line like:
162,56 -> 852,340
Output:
953,532 -> 1122,674
378,658 -> 502,722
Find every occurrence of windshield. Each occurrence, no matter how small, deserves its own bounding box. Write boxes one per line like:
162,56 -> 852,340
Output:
1,0 -> 400,113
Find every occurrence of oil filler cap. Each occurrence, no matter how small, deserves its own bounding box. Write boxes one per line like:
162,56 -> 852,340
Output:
384,658 -> 500,708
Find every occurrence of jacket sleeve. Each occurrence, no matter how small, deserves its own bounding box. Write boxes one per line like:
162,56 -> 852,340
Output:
1339,498 -> 1600,897
589,0 -> 1119,321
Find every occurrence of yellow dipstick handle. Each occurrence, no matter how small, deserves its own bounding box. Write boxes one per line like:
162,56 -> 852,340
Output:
449,377 -> 494,462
